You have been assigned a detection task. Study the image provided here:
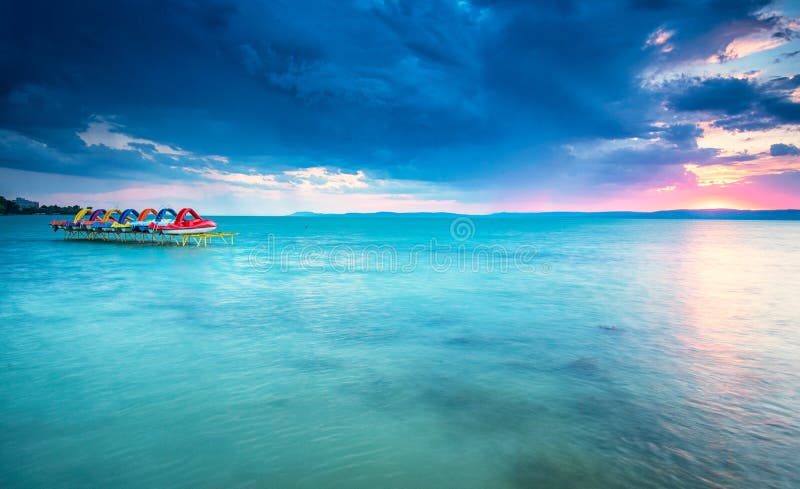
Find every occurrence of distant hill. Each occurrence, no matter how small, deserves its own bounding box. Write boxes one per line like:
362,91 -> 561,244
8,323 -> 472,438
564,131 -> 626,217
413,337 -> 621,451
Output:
290,209 -> 800,220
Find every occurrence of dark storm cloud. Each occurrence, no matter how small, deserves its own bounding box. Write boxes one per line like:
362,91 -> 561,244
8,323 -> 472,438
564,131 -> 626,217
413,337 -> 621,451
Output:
666,75 -> 800,130
770,143 -> 800,156
669,78 -> 759,114
0,0 -> 795,188
631,0 -> 778,63
659,123 -> 704,149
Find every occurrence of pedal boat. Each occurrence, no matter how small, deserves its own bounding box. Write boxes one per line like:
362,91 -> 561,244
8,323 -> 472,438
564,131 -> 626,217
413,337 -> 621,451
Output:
111,208 -> 140,232
145,208 -> 178,233
51,208 -> 94,231
128,208 -> 159,232
93,209 -> 122,231
155,208 -> 217,235
79,209 -> 108,229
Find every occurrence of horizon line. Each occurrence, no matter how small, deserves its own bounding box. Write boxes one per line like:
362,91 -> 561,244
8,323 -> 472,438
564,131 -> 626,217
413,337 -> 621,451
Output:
4,204 -> 800,218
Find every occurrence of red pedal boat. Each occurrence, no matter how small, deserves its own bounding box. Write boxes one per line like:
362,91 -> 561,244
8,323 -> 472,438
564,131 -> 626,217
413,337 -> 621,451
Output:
156,208 -> 218,235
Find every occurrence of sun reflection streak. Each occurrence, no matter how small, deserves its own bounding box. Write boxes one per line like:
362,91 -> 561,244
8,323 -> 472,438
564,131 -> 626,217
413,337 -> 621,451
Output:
671,222 -> 800,429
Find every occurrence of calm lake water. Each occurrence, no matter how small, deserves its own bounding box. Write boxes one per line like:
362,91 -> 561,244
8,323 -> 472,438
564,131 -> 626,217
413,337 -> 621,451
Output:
1,215 -> 799,488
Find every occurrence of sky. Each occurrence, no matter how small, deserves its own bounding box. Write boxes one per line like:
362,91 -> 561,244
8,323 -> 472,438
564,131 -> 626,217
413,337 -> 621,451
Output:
1,0 -> 799,214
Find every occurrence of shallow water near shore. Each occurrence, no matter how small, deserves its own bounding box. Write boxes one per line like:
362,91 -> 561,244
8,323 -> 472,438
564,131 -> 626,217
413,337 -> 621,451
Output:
1,215 -> 799,488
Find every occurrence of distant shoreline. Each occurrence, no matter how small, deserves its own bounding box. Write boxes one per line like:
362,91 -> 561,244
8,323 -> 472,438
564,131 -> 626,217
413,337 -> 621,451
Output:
0,195 -> 80,216
0,209 -> 82,216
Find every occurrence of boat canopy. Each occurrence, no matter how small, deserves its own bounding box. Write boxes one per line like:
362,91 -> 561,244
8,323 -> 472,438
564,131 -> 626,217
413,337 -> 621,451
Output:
174,208 -> 202,224
138,208 -> 158,221
100,209 -> 122,223
156,208 -> 177,220
88,209 -> 106,221
118,209 -> 139,223
72,208 -> 94,223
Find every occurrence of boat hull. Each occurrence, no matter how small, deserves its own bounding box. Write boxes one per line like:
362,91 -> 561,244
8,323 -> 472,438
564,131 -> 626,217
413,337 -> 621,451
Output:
161,226 -> 218,235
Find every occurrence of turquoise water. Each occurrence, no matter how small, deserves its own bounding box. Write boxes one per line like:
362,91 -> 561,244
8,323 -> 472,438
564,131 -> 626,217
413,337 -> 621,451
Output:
1,215 -> 799,488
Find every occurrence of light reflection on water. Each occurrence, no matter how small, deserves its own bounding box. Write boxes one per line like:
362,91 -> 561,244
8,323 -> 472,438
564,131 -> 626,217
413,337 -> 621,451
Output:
0,215 -> 798,489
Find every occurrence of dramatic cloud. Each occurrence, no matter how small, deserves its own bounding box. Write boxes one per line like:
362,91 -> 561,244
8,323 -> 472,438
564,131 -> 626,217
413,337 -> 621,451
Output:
706,14 -> 800,63
665,75 -> 800,130
1,0 -> 799,212
771,142 -> 800,155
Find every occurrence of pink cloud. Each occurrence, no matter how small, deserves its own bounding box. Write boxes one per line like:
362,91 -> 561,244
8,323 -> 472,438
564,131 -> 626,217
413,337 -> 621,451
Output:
684,155 -> 800,187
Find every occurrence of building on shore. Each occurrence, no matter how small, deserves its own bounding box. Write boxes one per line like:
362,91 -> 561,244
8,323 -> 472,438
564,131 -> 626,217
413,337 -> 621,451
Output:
15,197 -> 39,209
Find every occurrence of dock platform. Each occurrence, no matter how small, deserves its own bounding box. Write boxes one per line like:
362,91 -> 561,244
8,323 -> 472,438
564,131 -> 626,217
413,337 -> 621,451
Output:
59,229 -> 238,247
